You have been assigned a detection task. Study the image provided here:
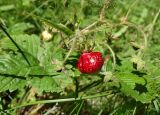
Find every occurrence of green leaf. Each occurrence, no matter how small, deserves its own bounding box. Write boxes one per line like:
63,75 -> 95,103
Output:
43,19 -> 74,36
53,73 -> 74,92
0,33 -> 64,73
0,52 -> 62,93
116,72 -> 146,88
0,34 -> 41,65
0,76 -> 26,92
32,14 -> 74,36
28,77 -> 60,94
0,5 -> 15,11
112,26 -> 128,39
116,72 -> 156,103
116,60 -> 134,72
9,22 -> 34,34
0,54 -> 29,75
37,45 -> 64,72
28,73 -> 73,94
1,34 -> 39,56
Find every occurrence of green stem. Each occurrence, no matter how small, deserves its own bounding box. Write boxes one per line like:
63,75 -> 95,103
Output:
75,78 -> 79,98
10,92 -> 110,110
63,29 -> 81,64
147,9 -> 160,42
132,106 -> 137,115
104,43 -> 116,70
123,22 -> 148,49
23,0 -> 51,19
125,0 -> 138,19
76,100 -> 84,115
78,79 -> 102,92
69,102 -> 80,115
81,21 -> 99,34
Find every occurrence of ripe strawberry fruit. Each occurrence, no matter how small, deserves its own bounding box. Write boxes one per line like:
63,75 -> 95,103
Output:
77,52 -> 104,74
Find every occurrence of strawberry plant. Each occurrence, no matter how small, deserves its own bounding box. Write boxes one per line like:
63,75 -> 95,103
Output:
0,0 -> 160,114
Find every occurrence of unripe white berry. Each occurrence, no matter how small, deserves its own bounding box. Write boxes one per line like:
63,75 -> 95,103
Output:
41,30 -> 52,41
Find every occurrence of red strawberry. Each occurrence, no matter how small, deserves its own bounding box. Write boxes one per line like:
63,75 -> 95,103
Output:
77,52 -> 104,74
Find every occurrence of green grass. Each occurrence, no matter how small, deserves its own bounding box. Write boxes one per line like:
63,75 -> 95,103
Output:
0,0 -> 160,114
